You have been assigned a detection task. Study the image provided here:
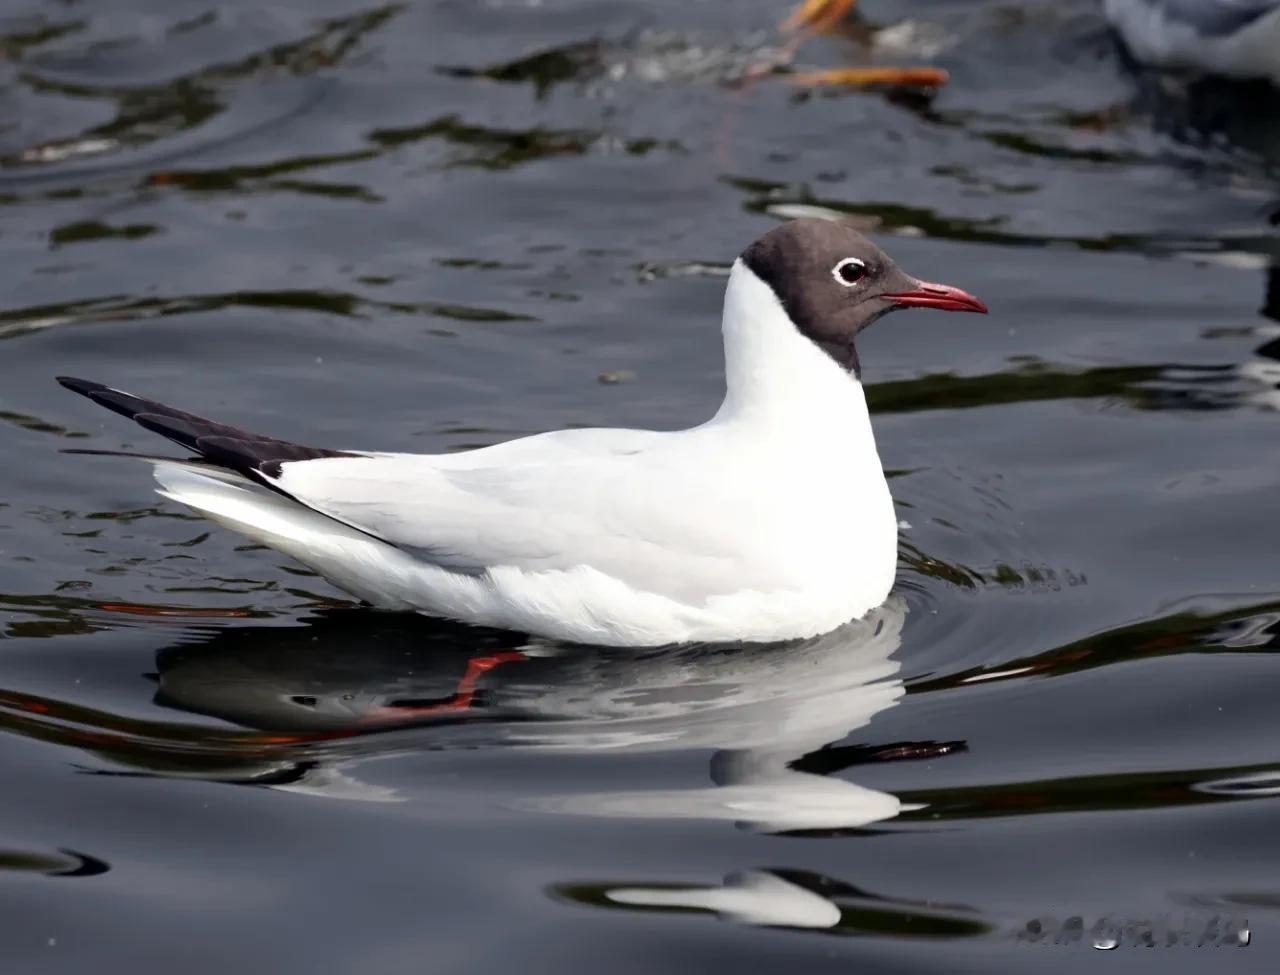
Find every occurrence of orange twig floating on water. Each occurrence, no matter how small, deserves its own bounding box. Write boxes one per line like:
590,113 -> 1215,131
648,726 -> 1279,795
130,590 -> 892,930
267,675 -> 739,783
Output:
775,0 -> 948,93
788,66 -> 949,89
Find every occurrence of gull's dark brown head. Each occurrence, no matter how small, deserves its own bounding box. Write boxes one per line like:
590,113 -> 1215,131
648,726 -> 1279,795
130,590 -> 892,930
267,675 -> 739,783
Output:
740,219 -> 987,374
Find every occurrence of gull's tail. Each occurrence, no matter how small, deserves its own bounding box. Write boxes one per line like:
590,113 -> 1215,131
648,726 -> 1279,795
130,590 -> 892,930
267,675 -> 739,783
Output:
56,375 -> 353,482
56,377 -> 417,607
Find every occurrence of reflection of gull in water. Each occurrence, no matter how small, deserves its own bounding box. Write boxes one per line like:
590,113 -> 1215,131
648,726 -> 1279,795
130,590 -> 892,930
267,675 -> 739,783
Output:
538,760 -> 909,832
556,865 -> 993,935
267,764 -> 401,803
519,599 -> 913,831
142,597 -> 921,828
607,870 -> 841,929
1229,265 -> 1280,410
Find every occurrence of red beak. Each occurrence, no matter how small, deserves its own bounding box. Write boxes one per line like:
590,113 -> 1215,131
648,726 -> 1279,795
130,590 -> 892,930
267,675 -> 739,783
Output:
882,280 -> 988,314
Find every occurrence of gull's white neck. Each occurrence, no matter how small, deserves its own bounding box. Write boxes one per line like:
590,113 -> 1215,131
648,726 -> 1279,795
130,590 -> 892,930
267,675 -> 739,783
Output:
713,260 -> 873,444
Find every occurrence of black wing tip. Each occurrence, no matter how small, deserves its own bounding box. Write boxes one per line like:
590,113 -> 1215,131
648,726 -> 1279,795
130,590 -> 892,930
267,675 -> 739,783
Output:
57,376 -> 107,397
58,376 -> 149,421
134,412 -> 201,443
59,448 -> 190,461
55,374 -> 351,484
89,388 -> 145,416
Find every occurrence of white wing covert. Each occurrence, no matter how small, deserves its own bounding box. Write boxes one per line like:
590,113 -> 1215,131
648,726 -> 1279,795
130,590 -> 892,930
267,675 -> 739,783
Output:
268,428 -> 773,602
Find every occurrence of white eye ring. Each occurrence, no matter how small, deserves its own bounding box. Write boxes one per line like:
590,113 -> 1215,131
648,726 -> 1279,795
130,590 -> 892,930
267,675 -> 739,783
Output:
832,257 -> 867,287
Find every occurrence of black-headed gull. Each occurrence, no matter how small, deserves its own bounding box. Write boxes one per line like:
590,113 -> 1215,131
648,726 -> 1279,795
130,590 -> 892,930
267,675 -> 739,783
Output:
57,219 -> 985,646
1105,0 -> 1280,84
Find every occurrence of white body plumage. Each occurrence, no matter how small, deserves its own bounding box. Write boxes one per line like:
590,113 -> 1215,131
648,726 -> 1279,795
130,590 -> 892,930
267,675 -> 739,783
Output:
153,260 -> 898,646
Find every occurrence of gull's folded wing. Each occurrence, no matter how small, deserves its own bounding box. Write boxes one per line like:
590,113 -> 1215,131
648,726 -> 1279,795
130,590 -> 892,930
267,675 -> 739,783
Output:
265,429 -> 771,601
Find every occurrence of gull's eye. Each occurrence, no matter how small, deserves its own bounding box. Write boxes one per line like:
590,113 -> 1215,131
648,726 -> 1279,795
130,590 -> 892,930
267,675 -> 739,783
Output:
832,257 -> 867,287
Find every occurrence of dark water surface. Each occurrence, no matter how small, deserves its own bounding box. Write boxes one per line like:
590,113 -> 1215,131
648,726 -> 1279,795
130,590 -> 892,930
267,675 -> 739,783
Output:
3,0 -> 1280,970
